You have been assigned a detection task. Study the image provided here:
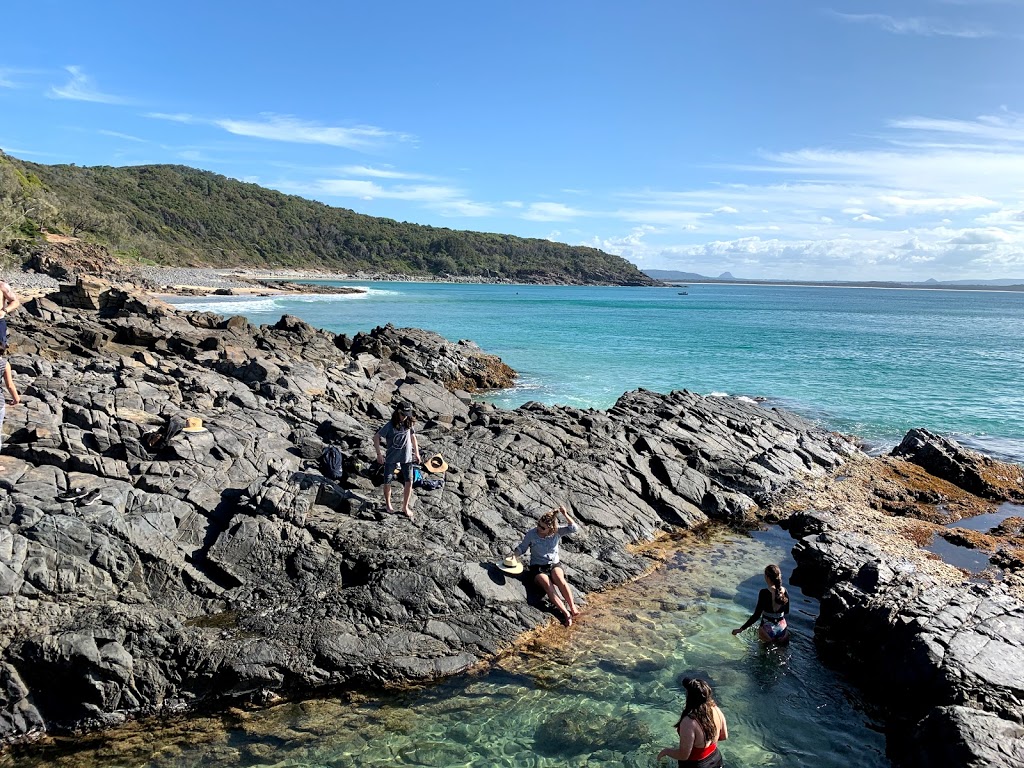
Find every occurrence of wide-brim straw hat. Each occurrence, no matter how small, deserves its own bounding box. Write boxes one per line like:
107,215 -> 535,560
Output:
182,417 -> 208,433
497,555 -> 524,575
424,454 -> 449,473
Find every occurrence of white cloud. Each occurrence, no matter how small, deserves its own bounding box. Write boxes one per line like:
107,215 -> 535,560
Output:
832,12 -> 995,38
272,176 -> 494,217
99,129 -> 147,142
215,114 -> 413,149
48,65 -> 128,104
338,165 -> 435,180
853,213 -> 884,222
145,112 -> 199,124
521,202 -> 589,221
879,194 -> 999,213
713,206 -> 739,214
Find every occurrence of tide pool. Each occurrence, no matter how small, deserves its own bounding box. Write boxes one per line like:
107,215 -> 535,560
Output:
13,528 -> 888,768
173,282 -> 1024,463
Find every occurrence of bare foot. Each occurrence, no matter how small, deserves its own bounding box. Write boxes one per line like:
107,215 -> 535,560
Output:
570,606 -> 581,617
403,508 -> 414,521
564,614 -> 573,627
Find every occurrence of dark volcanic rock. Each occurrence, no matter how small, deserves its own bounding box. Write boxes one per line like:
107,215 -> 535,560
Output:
0,287 -> 856,744
792,510 -> 1024,768
892,428 -> 1024,502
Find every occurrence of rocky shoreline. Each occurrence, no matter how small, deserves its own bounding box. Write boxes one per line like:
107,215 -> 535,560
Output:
0,274 -> 1022,765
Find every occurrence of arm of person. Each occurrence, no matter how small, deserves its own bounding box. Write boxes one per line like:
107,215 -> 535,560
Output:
717,706 -> 729,741
372,428 -> 384,463
0,282 -> 19,317
657,721 -> 696,762
411,430 -> 421,463
556,505 -> 580,535
511,530 -> 533,559
3,363 -> 18,405
732,588 -> 771,634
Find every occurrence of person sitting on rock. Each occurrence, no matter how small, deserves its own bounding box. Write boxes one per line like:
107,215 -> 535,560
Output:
510,505 -> 581,625
0,341 -> 22,472
732,563 -> 790,644
373,403 -> 421,519
0,280 -> 21,346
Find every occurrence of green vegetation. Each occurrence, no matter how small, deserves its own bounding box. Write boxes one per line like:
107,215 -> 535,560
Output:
0,150 -> 656,285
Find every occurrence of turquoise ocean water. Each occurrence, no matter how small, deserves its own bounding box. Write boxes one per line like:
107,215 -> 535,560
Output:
175,282 -> 1024,462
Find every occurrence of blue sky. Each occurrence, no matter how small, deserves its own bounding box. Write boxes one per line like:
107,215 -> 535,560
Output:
2,1 -> 1023,280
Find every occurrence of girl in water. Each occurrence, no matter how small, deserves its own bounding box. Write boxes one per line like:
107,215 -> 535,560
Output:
732,563 -> 790,644
657,677 -> 729,767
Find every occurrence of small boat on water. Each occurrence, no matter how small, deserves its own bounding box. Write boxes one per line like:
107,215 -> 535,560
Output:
678,291 -> 688,295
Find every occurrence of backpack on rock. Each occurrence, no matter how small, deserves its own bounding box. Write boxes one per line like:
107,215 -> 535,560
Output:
320,444 -> 345,481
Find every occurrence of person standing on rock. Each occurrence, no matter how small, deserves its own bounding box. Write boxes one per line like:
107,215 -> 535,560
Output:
373,403 -> 421,519
732,564 -> 790,644
0,280 -> 21,346
657,677 -> 729,767
511,505 -> 581,625
0,341 -> 22,471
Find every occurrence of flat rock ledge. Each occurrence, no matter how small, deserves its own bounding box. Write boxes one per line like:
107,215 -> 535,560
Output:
790,504 -> 1024,768
0,278 -> 856,745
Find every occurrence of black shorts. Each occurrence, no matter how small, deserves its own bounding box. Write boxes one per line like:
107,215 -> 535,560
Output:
528,563 -> 561,578
384,461 -> 414,484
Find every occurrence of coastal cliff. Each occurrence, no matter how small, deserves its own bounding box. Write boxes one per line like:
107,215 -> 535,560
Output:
1,278 -> 1022,767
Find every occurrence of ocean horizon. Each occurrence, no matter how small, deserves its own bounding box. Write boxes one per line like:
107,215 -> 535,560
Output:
173,281 -> 1024,464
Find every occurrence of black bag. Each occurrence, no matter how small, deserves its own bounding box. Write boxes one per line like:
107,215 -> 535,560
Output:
320,445 -> 345,481
367,462 -> 388,487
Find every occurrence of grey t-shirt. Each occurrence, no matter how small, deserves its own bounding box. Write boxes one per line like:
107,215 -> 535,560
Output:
377,421 -> 415,464
515,522 -> 580,565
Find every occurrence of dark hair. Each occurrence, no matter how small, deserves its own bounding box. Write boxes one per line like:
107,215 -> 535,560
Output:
0,341 -> 7,357
390,405 -> 415,429
765,564 -> 789,609
675,677 -> 717,744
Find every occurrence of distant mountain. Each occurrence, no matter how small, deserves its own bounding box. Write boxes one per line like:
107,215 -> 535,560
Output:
643,269 -> 710,281
937,278 -> 1024,287
0,151 -> 657,286
718,272 -> 736,280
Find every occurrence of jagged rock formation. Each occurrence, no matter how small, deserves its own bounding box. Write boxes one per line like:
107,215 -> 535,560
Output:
0,278 -> 854,743
892,428 -> 1024,502
790,429 -> 1024,768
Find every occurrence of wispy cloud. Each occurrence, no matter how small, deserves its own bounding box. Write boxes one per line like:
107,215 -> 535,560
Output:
273,176 -> 495,217
339,165 -> 436,180
831,12 -> 996,38
145,112 -> 199,124
214,114 -> 413,149
48,65 -> 129,104
99,129 -> 147,143
521,202 -> 590,221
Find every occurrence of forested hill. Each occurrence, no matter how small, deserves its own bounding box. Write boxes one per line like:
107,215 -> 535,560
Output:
0,152 -> 656,285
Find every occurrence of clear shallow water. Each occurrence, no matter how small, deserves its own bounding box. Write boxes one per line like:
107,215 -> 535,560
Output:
15,528 -> 888,768
173,282 -> 1024,463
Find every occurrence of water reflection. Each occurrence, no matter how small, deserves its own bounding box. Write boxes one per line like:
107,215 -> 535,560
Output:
9,528 -> 888,768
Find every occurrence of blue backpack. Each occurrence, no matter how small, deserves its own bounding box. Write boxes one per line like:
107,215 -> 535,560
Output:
320,445 -> 345,481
